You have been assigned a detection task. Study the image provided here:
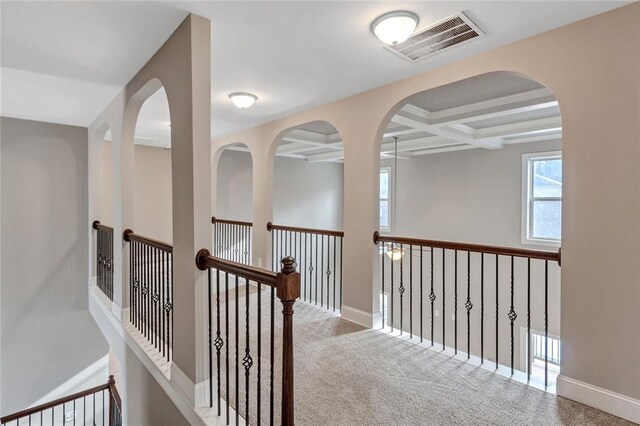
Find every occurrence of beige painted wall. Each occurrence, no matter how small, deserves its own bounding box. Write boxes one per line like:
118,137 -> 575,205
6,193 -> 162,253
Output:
133,145 -> 172,243
213,4 -> 640,403
89,12 -> 211,396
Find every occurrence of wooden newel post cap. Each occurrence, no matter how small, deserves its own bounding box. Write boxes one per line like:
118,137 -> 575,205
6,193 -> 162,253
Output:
122,229 -> 133,242
196,248 -> 211,271
108,375 -> 115,385
277,257 -> 300,302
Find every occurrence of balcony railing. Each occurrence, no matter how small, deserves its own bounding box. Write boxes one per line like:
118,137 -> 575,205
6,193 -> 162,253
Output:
1,376 -> 122,426
267,222 -> 343,312
93,221 -> 114,301
374,231 -> 561,386
212,217 -> 252,265
123,229 -> 173,364
196,250 -> 300,426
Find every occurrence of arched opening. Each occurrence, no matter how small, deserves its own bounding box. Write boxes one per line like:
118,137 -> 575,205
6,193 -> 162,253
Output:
133,86 -> 172,243
270,121 -> 344,311
213,143 -> 253,264
375,72 -> 562,388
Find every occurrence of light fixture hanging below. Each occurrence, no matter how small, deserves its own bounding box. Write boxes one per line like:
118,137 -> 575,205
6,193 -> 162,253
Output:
371,11 -> 419,45
229,92 -> 257,109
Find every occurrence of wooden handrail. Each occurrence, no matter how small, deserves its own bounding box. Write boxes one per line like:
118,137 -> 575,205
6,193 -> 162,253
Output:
267,222 -> 344,237
108,375 -> 122,411
93,220 -> 114,232
123,229 -> 173,253
196,248 -> 277,286
373,231 -> 560,263
1,380 -> 111,423
211,216 -> 253,227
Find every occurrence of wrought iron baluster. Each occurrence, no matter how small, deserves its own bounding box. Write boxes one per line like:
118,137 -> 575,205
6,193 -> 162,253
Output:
509,256 -> 517,374
243,278 -> 252,423
442,248 -> 446,350
454,249 -> 458,354
235,276 -> 239,426
527,258 -> 531,381
339,236 -> 343,310
545,260 -> 549,387
481,253 -> 484,363
430,247 -> 435,347
420,246 -> 423,342
320,235 -> 324,308
225,272 -> 230,424
409,244 -> 413,338
315,234 -> 318,306
208,268 -> 213,409
333,235 -> 337,311
390,242 -> 394,332
325,235 -> 331,311
399,243 -> 404,335
257,281 -> 262,426
466,251 -> 473,359
270,285 -> 275,426
381,243 -> 385,329
495,255 -> 499,369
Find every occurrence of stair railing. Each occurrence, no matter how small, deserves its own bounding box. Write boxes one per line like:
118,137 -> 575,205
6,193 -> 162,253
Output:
267,222 -> 343,311
196,249 -> 300,426
93,221 -> 115,301
1,376 -> 122,426
212,217 -> 253,265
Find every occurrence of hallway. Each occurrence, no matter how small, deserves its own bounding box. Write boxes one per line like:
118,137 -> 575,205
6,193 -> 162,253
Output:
213,286 -> 632,426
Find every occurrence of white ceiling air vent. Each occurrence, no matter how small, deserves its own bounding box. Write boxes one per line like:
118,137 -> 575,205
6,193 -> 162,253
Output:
386,12 -> 483,62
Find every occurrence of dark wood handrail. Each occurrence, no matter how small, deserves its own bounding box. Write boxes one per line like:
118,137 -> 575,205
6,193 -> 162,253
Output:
267,222 -> 344,237
123,229 -> 173,253
93,220 -> 114,232
1,379 -> 112,423
108,375 -> 122,411
373,231 -> 560,263
196,248 -> 277,285
211,216 -> 253,227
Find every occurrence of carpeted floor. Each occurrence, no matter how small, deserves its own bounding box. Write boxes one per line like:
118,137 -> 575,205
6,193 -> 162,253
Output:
212,285 -> 633,426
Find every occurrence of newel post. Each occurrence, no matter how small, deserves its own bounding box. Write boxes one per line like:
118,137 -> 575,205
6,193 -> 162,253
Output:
276,256 -> 300,426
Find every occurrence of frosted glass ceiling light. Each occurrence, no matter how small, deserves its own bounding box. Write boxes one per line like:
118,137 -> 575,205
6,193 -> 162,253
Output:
371,11 -> 419,45
229,92 -> 257,109
385,246 -> 404,261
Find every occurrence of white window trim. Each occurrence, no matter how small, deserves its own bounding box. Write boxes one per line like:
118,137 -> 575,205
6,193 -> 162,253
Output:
521,151 -> 562,248
380,166 -> 392,233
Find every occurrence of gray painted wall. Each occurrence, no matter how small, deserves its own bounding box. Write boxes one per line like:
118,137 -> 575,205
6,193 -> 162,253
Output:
273,156 -> 343,231
0,117 -> 108,413
215,150 -> 344,230
381,140 -> 562,370
216,150 -> 253,222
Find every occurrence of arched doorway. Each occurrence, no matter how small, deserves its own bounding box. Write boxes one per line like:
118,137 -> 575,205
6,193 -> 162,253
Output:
375,72 -> 562,388
132,86 -> 172,243
270,121 -> 345,311
213,143 -> 253,264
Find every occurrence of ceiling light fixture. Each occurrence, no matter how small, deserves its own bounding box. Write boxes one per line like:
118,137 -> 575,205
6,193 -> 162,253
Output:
229,92 -> 257,109
371,11 -> 419,45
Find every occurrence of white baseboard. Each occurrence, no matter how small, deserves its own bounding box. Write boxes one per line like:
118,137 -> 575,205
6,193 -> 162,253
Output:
111,302 -> 123,321
171,363 -> 196,407
557,375 -> 640,423
341,305 -> 379,328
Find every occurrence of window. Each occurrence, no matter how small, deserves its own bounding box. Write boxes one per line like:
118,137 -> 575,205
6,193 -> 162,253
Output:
522,152 -> 562,246
380,167 -> 391,231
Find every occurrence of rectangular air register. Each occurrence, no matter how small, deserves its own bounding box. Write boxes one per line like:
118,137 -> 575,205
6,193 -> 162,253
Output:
386,12 -> 484,62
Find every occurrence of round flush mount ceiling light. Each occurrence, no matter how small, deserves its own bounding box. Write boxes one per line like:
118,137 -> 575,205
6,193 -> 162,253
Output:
371,11 -> 419,45
229,92 -> 257,109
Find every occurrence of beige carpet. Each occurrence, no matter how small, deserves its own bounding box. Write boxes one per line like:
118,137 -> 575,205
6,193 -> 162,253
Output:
211,285 -> 633,426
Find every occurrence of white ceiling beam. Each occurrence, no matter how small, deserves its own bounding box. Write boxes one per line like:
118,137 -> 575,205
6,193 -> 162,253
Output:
503,132 -> 563,145
392,109 -> 504,149
473,116 -> 562,139
380,135 -> 452,154
411,144 -> 478,156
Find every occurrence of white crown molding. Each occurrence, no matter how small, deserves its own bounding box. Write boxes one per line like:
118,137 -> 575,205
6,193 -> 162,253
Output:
557,375 -> 640,424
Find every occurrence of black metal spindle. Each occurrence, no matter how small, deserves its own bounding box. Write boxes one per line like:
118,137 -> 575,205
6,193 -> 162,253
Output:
495,255 -> 499,369
257,282 -> 262,426
243,278 -> 252,423
545,260 -> 549,387
270,285 -> 275,426
225,272 -> 230,424
430,247 -> 435,347
420,246 -> 423,342
466,251 -> 472,360
481,253 -> 484,363
235,275 -> 239,426
381,243 -> 385,329
454,250 -> 458,355
442,248 -> 446,350
527,258 -> 531,381
409,244 -> 413,338
390,243 -> 394,332
333,236 -> 337,311
399,243 -> 404,335
509,256 -> 517,375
